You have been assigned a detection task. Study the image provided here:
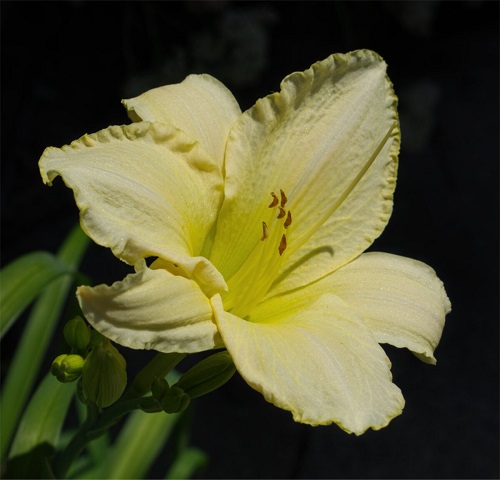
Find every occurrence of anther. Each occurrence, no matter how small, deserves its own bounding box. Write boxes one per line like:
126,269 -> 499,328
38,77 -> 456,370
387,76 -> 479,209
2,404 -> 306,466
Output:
284,210 -> 292,229
261,222 -> 269,241
277,207 -> 286,219
280,189 -> 288,208
268,192 -> 279,208
278,234 -> 287,256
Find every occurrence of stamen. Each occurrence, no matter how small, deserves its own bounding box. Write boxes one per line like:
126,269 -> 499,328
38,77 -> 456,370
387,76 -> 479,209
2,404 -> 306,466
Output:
261,222 -> 269,241
278,234 -> 287,256
284,210 -> 292,229
280,189 -> 288,208
223,188 -> 293,317
268,192 -> 279,208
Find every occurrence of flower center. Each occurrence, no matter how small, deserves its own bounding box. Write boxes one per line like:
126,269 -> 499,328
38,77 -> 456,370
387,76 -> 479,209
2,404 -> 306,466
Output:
222,189 -> 293,318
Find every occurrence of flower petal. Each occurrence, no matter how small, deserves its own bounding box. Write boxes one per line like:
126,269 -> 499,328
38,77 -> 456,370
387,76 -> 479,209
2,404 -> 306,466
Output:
39,122 -> 226,294
211,291 -> 404,434
324,252 -> 451,364
78,261 -> 219,353
123,74 -> 242,167
209,50 -> 399,293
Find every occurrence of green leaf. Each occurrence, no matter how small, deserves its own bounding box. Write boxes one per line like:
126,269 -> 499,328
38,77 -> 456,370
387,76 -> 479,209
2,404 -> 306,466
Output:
94,410 -> 182,479
0,251 -> 70,339
0,225 -> 90,461
165,447 -> 208,480
3,445 -> 57,479
8,374 -> 74,459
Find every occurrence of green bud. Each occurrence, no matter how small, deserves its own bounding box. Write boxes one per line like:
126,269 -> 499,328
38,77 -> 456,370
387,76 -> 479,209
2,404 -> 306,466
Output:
138,396 -> 162,413
82,339 -> 127,408
175,351 -> 236,399
63,316 -> 91,352
160,386 -> 190,414
51,354 -> 85,383
151,377 -> 169,401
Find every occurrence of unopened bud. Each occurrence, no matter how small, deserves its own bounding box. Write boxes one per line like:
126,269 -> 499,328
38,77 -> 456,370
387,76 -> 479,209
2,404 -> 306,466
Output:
175,351 -> 236,399
151,377 -> 169,401
82,339 -> 127,408
63,316 -> 91,352
160,386 -> 190,414
51,354 -> 85,383
138,396 -> 162,413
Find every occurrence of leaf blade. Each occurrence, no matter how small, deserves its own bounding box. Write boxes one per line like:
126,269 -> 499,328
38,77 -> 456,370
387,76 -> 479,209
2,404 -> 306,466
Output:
165,447 -> 208,480
0,225 -> 90,461
8,374 -> 74,459
97,410 -> 181,479
0,251 -> 69,338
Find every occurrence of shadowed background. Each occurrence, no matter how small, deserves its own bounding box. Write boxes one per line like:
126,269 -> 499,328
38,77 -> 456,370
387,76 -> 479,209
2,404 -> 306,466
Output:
1,1 -> 498,478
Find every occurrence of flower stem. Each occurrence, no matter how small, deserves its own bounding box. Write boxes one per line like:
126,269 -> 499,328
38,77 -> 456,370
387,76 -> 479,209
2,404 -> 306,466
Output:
52,398 -> 142,478
52,352 -> 185,478
124,352 -> 186,400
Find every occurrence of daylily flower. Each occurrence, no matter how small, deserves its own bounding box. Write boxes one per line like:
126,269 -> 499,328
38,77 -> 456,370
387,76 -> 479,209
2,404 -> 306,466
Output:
39,50 -> 450,434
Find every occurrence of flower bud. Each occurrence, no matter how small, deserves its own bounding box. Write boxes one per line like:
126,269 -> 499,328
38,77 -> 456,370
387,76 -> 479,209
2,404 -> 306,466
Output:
160,386 -> 190,414
175,351 -> 236,399
151,377 -> 169,401
82,339 -> 127,408
138,396 -> 162,413
51,354 -> 85,383
63,316 -> 91,352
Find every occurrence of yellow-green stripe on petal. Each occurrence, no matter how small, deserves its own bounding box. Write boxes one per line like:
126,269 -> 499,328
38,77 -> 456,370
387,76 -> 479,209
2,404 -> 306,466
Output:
209,50 -> 399,300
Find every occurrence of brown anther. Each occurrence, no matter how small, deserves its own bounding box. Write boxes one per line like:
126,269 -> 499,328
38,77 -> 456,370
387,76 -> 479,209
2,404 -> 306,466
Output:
278,234 -> 287,256
268,192 -> 279,208
277,207 -> 286,219
280,189 -> 288,208
261,222 -> 269,241
284,210 -> 292,229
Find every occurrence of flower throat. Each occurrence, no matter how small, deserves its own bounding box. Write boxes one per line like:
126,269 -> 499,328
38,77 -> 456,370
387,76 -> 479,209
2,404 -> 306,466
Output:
221,189 -> 293,318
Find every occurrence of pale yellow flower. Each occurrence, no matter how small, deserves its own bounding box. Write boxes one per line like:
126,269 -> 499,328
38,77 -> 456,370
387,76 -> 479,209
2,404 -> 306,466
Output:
39,50 -> 450,434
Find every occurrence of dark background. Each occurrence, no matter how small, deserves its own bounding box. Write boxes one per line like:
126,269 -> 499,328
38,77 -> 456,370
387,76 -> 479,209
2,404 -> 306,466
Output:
1,1 -> 498,478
